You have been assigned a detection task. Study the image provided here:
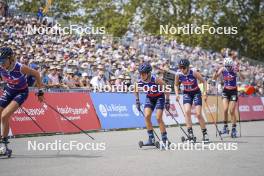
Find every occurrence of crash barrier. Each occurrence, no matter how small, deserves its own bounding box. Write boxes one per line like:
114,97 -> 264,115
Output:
7,92 -> 264,135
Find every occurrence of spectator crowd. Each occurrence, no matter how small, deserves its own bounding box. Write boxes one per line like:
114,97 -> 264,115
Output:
0,14 -> 263,96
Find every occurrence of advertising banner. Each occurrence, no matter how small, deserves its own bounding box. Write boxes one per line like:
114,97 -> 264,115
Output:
90,93 -> 158,129
9,92 -> 100,135
44,93 -> 101,133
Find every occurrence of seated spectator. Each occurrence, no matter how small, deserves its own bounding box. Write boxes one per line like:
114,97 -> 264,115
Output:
90,70 -> 109,90
62,68 -> 76,89
80,72 -> 91,90
48,66 -> 61,88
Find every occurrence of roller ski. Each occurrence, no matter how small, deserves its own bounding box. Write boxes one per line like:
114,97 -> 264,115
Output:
139,138 -> 156,148
0,138 -> 12,158
139,130 -> 159,148
220,124 -> 230,135
181,128 -> 197,143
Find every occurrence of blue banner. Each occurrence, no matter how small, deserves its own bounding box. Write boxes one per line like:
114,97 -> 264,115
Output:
90,93 -> 158,129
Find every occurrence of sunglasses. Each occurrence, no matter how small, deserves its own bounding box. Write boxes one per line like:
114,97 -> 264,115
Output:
225,66 -> 232,68
179,66 -> 186,70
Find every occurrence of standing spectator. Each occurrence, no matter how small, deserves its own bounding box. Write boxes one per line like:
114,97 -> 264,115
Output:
37,7 -> 44,21
0,0 -> 7,17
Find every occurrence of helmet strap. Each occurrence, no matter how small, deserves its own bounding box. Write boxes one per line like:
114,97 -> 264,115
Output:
6,57 -> 15,71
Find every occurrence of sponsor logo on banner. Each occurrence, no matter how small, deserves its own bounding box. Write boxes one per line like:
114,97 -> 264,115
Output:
98,104 -> 129,117
252,105 -> 263,112
12,105 -> 47,122
53,103 -> 90,121
99,104 -> 108,117
239,105 -> 250,112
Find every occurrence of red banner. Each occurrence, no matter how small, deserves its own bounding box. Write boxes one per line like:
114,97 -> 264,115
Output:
45,93 -> 100,133
9,92 -> 100,135
238,96 -> 264,121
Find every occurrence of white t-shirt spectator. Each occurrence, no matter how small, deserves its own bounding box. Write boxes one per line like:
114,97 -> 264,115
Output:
48,73 -> 60,85
90,73 -> 107,89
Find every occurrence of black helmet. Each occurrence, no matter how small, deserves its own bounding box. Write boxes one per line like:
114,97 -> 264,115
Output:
178,59 -> 190,67
0,47 -> 13,64
138,62 -> 152,73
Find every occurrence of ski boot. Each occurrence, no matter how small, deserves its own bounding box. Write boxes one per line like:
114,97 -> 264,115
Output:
220,124 -> 230,135
231,125 -> 237,138
139,130 -> 156,148
202,129 -> 210,144
156,132 -> 170,149
182,128 -> 196,143
0,138 -> 12,158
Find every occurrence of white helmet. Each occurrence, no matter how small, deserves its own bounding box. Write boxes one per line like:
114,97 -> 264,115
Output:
224,57 -> 233,67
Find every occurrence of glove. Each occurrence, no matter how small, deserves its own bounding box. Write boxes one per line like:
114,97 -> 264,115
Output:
136,99 -> 141,112
36,89 -> 44,97
165,99 -> 170,111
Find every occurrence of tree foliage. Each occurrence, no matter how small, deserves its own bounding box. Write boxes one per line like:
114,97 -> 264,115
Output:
9,0 -> 264,60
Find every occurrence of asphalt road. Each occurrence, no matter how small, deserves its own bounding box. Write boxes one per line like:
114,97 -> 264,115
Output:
1,121 -> 264,176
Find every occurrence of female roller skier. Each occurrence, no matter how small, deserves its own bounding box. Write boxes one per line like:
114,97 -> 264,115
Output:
135,62 -> 170,147
212,57 -> 244,138
0,47 -> 44,157
174,59 -> 209,143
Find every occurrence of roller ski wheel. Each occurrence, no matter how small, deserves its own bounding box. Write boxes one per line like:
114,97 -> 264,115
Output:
181,136 -> 196,143
181,136 -> 186,143
138,141 -> 144,148
155,140 -> 171,149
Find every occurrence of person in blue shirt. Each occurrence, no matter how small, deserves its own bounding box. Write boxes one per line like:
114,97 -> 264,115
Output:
212,57 -> 245,138
0,47 -> 44,157
174,59 -> 209,142
135,62 -> 170,146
